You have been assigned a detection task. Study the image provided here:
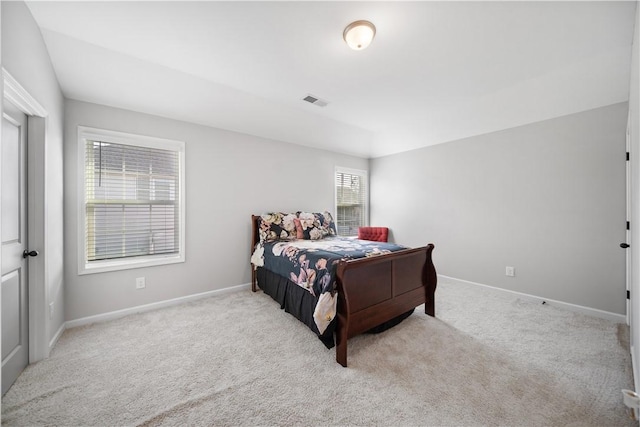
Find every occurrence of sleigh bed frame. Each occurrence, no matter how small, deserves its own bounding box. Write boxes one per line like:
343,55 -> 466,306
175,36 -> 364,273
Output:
250,215 -> 437,367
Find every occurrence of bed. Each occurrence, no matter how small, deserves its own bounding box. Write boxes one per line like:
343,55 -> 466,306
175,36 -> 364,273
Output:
250,212 -> 437,367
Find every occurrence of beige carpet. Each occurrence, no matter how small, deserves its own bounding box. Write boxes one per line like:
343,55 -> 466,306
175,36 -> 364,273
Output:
1,279 -> 635,426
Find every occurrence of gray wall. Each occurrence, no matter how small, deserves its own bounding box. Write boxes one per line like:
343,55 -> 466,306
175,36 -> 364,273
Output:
371,103 -> 628,315
64,99 -> 367,321
2,1 -> 65,344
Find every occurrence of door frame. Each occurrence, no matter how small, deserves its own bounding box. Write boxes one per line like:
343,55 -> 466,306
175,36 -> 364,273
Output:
3,68 -> 49,363
627,112 -> 632,327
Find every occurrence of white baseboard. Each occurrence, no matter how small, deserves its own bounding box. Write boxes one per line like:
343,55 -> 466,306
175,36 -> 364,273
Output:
66,283 -> 251,329
49,322 -> 66,351
632,344 -> 639,393
439,274 -> 627,323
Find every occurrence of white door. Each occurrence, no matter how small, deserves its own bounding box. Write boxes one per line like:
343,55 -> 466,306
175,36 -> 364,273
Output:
1,100 -> 30,395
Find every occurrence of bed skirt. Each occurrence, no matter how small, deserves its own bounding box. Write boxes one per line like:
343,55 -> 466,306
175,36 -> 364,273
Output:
256,267 -> 414,349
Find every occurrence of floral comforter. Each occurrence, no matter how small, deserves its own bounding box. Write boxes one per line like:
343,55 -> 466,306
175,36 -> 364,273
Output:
251,237 -> 407,333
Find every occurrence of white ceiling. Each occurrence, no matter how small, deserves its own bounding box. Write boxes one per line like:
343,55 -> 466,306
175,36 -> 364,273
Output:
26,1 -> 637,158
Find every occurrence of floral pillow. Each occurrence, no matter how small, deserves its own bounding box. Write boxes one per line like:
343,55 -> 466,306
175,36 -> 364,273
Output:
259,212 -> 298,242
296,211 -> 337,240
320,211 -> 337,236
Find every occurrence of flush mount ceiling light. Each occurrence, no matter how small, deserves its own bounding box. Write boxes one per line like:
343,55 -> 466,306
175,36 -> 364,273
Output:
343,20 -> 376,50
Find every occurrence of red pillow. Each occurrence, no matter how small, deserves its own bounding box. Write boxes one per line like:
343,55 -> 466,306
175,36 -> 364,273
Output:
293,218 -> 304,239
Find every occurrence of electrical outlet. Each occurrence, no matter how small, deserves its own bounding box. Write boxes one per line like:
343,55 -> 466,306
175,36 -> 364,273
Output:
136,277 -> 146,289
49,302 -> 54,319
506,266 -> 515,277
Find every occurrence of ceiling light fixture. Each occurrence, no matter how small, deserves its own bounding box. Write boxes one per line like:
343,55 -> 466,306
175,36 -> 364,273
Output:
343,20 -> 376,51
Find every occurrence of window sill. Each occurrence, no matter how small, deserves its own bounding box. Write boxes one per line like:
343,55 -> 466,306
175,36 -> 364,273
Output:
78,253 -> 185,275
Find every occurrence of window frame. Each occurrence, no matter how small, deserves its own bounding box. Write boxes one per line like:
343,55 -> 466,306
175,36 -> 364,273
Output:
77,126 -> 186,275
334,166 -> 369,237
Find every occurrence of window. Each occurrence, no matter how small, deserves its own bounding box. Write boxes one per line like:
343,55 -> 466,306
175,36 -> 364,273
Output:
335,167 -> 368,236
78,127 -> 185,274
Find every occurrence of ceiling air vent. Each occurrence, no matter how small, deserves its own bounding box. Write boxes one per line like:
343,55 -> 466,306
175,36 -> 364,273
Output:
303,94 -> 328,107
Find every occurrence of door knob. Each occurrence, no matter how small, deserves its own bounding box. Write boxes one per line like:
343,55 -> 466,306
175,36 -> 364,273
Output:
22,250 -> 39,258
620,243 -> 630,249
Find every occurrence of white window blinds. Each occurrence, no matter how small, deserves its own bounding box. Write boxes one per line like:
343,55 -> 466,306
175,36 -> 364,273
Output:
335,168 -> 368,236
84,139 -> 181,263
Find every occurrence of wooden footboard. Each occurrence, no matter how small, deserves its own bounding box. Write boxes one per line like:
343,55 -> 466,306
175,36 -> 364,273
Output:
334,245 -> 437,367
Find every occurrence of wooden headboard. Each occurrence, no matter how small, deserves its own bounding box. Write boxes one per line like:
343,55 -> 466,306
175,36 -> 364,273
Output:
250,215 -> 263,292
251,215 -> 261,252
